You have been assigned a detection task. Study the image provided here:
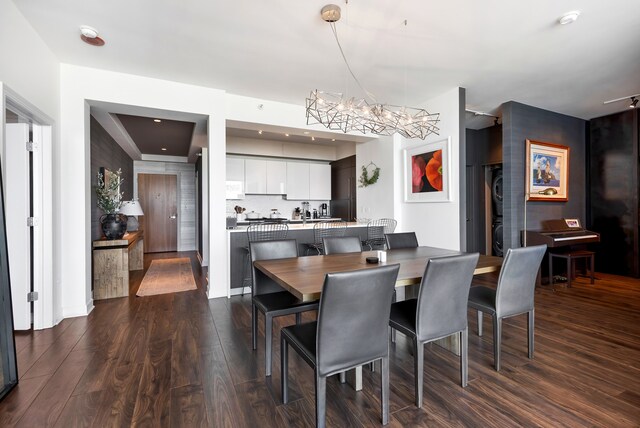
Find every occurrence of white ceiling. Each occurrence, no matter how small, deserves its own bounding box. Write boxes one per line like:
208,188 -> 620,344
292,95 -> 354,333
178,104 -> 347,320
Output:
14,0 -> 640,125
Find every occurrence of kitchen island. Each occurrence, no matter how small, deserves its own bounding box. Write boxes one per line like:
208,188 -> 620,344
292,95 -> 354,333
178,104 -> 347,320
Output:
226,222 -> 369,296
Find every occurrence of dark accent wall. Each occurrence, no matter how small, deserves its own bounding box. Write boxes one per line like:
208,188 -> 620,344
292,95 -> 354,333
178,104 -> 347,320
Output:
502,102 -> 587,250
90,116 -> 134,241
589,109 -> 639,276
466,124 -> 502,253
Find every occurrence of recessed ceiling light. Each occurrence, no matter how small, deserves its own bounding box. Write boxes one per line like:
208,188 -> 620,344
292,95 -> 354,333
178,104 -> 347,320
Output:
161,148 -> 167,151
558,10 -> 581,25
79,25 -> 105,46
285,133 -> 290,137
331,138 -> 336,142
303,131 -> 310,135
258,130 -> 263,134
311,137 -> 315,141
154,119 -> 162,123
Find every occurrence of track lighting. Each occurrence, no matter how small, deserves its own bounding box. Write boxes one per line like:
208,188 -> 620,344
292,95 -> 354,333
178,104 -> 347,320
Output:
603,94 -> 640,108
630,97 -> 638,109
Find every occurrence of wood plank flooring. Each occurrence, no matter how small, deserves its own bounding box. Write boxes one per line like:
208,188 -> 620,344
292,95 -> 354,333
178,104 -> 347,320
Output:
1,251 -> 639,427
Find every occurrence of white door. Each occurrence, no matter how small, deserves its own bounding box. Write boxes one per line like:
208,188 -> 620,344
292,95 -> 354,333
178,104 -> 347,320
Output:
4,123 -> 31,330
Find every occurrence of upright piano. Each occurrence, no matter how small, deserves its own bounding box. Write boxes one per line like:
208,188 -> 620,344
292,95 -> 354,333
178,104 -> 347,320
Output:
525,219 -> 600,248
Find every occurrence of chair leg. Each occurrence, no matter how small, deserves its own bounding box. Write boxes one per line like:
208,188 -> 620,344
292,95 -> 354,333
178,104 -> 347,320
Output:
381,357 -> 390,425
477,310 -> 483,336
315,372 -> 327,428
461,328 -> 468,387
295,312 -> 302,324
414,339 -> 424,408
252,304 -> 258,350
281,336 -> 289,403
493,316 -> 502,371
528,310 -> 535,359
265,314 -> 273,376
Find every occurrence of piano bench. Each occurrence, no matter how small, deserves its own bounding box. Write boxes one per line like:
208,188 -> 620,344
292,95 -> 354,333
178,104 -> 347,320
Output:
548,250 -> 595,288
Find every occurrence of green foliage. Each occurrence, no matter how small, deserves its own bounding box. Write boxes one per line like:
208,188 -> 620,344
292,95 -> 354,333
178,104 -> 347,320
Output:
358,162 -> 380,188
96,169 -> 124,213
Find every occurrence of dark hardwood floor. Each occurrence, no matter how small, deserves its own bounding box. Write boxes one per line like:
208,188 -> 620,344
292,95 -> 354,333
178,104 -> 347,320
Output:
1,251 -> 639,427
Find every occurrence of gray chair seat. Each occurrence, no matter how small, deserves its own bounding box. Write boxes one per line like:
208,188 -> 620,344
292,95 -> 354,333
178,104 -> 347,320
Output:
252,291 -> 314,314
280,321 -> 317,367
467,286 -> 497,315
388,299 -> 418,335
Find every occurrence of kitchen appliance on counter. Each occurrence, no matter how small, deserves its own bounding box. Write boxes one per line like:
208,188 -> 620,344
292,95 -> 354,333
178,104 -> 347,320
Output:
245,211 -> 261,219
270,209 -> 283,219
312,209 -> 318,219
320,203 -> 329,218
292,207 -> 301,220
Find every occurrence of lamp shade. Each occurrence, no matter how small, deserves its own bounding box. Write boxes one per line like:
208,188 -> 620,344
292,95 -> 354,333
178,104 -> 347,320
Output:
119,200 -> 144,216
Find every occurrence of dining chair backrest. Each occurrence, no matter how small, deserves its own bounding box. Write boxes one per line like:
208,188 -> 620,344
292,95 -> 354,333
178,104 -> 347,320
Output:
366,218 -> 398,242
322,236 -> 362,255
316,264 -> 400,377
415,253 -> 479,342
247,222 -> 289,243
385,232 -> 419,249
495,245 -> 546,318
250,239 -> 298,297
313,220 -> 348,244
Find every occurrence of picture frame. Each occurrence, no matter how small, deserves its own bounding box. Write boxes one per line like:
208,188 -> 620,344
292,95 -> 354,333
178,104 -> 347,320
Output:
404,137 -> 451,202
564,218 -> 580,228
525,139 -> 569,201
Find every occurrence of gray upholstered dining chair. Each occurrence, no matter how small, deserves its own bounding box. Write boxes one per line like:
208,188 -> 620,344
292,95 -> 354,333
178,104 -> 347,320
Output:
250,239 -> 319,377
385,232 -> 419,249
467,244 -> 546,371
281,264 -> 400,428
322,236 -> 362,255
389,253 -> 479,408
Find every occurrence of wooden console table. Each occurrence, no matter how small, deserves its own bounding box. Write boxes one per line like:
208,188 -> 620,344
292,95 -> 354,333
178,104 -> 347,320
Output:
92,231 -> 144,299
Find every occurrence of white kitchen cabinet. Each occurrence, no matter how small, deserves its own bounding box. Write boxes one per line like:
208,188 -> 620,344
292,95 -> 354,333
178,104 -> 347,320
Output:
244,159 -> 267,194
226,157 -> 245,199
286,162 -> 310,200
266,160 -> 287,194
309,163 -> 331,200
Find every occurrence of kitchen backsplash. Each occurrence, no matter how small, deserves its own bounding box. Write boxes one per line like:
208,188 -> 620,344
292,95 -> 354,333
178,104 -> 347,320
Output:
227,195 -> 330,220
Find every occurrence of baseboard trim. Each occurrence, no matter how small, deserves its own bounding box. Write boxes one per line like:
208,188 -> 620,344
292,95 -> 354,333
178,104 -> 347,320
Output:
228,287 -> 251,297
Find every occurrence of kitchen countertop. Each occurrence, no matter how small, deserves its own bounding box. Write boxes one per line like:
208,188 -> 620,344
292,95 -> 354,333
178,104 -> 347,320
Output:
227,221 -> 367,232
235,217 -> 341,226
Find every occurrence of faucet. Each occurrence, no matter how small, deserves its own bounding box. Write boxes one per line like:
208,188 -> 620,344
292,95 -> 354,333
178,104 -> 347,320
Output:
302,201 -> 309,226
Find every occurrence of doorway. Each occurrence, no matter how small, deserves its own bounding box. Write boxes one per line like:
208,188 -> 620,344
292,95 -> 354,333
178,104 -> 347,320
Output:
2,92 -> 53,330
138,173 -> 178,253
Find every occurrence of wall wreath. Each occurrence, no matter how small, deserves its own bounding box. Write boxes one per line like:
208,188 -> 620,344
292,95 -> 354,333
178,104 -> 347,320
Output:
359,162 -> 381,187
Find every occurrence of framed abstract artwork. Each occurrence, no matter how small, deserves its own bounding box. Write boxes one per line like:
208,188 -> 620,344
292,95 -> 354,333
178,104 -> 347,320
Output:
404,137 -> 451,202
525,140 -> 569,201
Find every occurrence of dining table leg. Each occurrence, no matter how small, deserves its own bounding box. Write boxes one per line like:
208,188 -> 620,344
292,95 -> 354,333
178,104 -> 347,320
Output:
346,366 -> 363,391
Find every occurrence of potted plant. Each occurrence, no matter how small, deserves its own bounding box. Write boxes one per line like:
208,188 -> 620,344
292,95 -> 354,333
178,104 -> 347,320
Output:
96,168 -> 127,239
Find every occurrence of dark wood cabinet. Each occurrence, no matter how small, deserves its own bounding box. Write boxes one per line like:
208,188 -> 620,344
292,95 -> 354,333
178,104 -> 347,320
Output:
330,156 -> 357,221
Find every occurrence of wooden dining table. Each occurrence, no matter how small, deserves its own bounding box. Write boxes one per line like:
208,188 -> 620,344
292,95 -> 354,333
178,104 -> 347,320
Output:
254,246 -> 502,303
254,246 -> 503,391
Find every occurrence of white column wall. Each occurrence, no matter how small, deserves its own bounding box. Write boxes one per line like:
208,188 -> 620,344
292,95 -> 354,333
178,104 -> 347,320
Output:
59,64 -> 228,316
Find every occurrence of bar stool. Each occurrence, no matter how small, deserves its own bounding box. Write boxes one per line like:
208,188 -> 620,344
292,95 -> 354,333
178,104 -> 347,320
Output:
548,250 -> 595,288
305,220 -> 347,255
241,222 -> 289,295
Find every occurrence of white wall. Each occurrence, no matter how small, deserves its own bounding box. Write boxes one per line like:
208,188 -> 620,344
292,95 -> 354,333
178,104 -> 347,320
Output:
0,0 -> 61,325
395,87 -> 464,250
59,64 -> 227,317
355,136 -> 396,221
227,136 -> 339,161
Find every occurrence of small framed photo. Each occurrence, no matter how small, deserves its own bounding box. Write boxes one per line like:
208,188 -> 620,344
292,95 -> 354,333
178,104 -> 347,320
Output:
404,137 -> 451,203
526,139 -> 569,201
565,218 -> 580,228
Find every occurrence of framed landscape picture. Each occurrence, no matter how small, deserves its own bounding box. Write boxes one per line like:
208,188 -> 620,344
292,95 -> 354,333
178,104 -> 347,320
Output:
404,137 -> 451,202
525,139 -> 569,201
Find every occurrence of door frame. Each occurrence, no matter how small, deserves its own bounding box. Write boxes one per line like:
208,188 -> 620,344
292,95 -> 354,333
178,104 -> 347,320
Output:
1,84 -> 54,330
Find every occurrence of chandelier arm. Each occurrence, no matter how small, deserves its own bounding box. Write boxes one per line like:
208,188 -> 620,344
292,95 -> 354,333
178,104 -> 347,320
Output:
329,22 -> 377,103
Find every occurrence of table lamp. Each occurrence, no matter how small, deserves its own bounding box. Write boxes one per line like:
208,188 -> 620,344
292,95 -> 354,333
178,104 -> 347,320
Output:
119,200 -> 144,231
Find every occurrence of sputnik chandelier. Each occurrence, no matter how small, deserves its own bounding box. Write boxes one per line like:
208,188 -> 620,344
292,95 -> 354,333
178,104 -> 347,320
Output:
306,4 -> 440,140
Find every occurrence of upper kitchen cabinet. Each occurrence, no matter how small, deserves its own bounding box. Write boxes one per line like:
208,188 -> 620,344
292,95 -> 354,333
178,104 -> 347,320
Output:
309,163 -> 331,200
245,159 -> 267,194
286,162 -> 331,200
266,160 -> 287,194
286,162 -> 310,200
226,157 -> 245,199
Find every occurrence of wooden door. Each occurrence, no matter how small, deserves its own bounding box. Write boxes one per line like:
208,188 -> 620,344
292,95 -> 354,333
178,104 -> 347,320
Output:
138,174 -> 178,253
